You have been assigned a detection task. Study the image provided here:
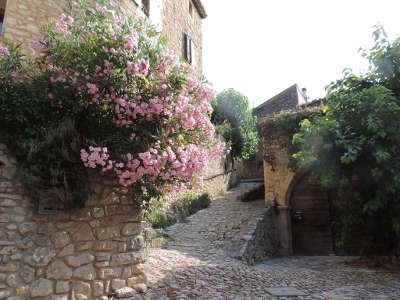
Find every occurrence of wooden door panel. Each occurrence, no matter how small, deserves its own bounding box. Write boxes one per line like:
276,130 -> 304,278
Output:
293,226 -> 333,255
295,211 -> 331,225
291,174 -> 333,255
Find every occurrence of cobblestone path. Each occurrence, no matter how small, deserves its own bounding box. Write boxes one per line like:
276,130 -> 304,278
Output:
142,183 -> 400,299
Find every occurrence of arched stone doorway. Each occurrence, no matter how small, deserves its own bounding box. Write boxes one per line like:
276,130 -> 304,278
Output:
289,173 -> 334,255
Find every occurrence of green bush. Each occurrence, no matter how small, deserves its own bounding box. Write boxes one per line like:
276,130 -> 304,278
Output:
145,193 -> 211,229
293,26 -> 400,255
188,193 -> 211,214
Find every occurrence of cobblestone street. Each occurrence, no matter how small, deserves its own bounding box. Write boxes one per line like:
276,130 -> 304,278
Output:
142,183 -> 400,299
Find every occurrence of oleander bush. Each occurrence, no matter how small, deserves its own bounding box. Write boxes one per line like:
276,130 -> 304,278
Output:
0,1 -> 224,208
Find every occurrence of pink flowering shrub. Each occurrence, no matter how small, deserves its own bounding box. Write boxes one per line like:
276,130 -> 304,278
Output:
0,1 -> 224,206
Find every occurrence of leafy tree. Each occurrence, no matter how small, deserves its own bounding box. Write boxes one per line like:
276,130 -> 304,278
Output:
293,25 -> 400,255
211,88 -> 258,160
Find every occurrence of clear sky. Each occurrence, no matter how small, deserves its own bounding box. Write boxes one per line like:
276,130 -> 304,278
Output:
201,0 -> 400,107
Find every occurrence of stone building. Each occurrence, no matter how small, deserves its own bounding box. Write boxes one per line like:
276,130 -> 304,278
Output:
253,85 -> 332,256
259,115 -> 333,256
253,84 -> 308,119
0,0 -> 206,76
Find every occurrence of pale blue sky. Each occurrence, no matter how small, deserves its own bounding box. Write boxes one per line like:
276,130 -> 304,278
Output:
201,0 -> 400,107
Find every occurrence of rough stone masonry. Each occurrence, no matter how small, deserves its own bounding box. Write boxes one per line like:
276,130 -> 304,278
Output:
0,143 -> 149,299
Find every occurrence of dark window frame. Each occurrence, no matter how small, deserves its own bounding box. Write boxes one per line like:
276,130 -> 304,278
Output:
142,0 -> 150,17
183,33 -> 192,64
0,7 -> 5,35
132,0 -> 149,17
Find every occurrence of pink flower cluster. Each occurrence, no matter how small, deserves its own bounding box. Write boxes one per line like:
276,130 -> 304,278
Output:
81,138 -> 225,190
124,33 -> 139,51
80,147 -> 111,169
55,14 -> 73,36
127,58 -> 149,76
0,46 -> 9,58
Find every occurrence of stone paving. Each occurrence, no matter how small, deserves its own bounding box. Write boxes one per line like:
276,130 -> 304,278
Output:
140,182 -> 400,299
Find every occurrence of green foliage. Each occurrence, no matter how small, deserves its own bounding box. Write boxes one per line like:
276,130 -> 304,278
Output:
293,26 -> 400,255
211,89 -> 258,160
188,193 -> 211,214
145,193 -> 211,229
0,46 -> 87,208
275,107 -> 324,170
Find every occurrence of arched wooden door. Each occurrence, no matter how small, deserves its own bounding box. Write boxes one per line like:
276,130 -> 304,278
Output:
290,173 -> 334,255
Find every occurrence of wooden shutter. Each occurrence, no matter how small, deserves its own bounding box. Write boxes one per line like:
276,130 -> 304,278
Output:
0,7 -> 4,35
142,0 -> 150,17
184,33 -> 192,64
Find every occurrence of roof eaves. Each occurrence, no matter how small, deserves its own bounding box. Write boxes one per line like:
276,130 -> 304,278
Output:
192,0 -> 207,19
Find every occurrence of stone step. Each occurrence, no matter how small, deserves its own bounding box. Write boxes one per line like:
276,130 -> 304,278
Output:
162,182 -> 277,265
221,183 -> 278,265
240,177 -> 264,183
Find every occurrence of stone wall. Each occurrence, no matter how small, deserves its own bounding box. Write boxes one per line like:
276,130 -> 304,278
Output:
241,207 -> 279,264
235,155 -> 264,180
1,0 -> 140,56
162,0 -> 203,76
258,119 -> 297,255
1,0 -> 203,76
2,0 -> 64,55
0,144 -> 148,299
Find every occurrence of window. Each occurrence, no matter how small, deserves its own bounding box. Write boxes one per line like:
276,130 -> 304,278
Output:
183,33 -> 195,65
133,0 -> 149,17
0,0 -> 6,36
142,0 -> 150,17
183,33 -> 192,64
189,1 -> 193,17
0,11 -> 3,35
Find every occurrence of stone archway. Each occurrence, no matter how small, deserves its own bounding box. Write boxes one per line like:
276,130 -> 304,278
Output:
259,117 -> 335,256
288,173 -> 334,255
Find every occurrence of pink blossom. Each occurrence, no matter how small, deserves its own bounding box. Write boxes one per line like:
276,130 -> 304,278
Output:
99,5 -> 108,14
188,77 -> 198,92
138,58 -> 150,76
55,14 -> 72,36
30,41 -> 45,54
124,33 -> 138,50
109,48 -> 118,56
127,61 -> 139,75
87,83 -> 99,95
141,186 -> 148,195
67,16 -> 74,25
0,46 -> 10,58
